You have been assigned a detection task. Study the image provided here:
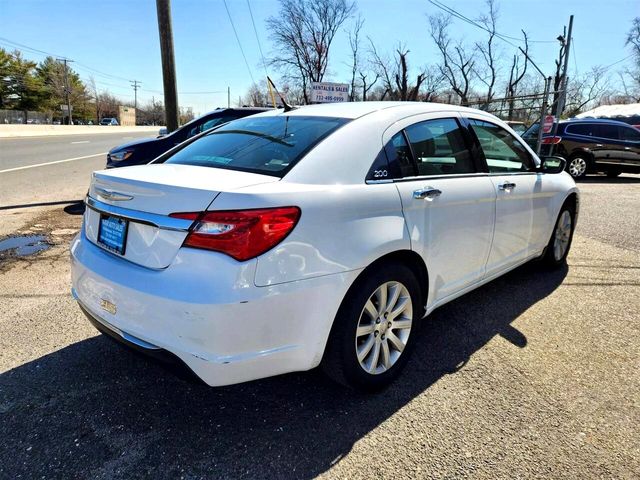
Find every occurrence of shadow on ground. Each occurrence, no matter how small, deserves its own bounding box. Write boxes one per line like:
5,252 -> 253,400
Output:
0,262 -> 567,479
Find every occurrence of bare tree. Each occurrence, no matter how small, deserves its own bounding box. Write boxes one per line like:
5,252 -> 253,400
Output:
347,15 -> 364,100
505,31 -> 529,119
474,0 -> 499,109
419,66 -> 444,102
394,48 -> 426,101
564,66 -> 610,116
429,13 -> 475,105
359,70 -> 379,101
368,39 -> 394,100
623,17 -> 640,101
368,41 -> 427,101
266,0 -> 355,103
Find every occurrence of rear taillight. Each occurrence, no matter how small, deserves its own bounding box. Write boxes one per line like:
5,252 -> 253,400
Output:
170,207 -> 301,261
541,136 -> 562,145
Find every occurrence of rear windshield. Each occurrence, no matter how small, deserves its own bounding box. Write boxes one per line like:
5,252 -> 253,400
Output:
163,115 -> 349,177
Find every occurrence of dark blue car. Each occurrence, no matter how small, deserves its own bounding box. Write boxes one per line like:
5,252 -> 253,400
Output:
106,107 -> 268,168
522,118 -> 640,179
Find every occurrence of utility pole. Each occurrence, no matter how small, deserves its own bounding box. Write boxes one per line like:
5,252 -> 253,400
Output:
130,80 -> 141,110
550,15 -> 573,156
156,0 -> 179,132
57,58 -> 74,125
555,15 -> 573,121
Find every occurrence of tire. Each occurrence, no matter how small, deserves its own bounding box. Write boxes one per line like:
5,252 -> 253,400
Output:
566,154 -> 589,179
606,169 -> 622,178
321,263 -> 423,392
542,203 -> 576,268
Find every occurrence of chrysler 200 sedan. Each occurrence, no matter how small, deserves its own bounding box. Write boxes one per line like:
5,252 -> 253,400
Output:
71,102 -> 578,391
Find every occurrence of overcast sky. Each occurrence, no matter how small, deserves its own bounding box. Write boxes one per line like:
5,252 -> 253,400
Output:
1,0 -> 637,115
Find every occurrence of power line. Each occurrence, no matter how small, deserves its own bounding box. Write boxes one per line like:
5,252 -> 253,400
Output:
428,0 -> 557,46
0,36 -> 227,96
223,0 -> 256,85
246,0 -> 269,81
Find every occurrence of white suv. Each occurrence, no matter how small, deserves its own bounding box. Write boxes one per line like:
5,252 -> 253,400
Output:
71,102 -> 578,391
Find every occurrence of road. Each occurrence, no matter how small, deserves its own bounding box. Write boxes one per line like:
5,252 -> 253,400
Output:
0,131 -> 155,208
0,136 -> 638,479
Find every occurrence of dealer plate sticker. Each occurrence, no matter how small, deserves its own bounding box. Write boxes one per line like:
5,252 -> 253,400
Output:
98,215 -> 128,255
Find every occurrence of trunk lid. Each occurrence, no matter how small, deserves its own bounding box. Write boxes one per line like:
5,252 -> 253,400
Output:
84,164 -> 279,269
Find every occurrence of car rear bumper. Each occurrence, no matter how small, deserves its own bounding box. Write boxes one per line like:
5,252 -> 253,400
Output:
70,231 -> 360,386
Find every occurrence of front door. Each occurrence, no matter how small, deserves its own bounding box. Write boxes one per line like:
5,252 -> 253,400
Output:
467,118 -> 546,276
386,116 -> 496,304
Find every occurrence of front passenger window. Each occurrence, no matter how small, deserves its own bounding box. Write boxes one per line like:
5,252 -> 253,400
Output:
470,119 -> 534,173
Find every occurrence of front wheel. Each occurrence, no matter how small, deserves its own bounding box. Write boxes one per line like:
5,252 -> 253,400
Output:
542,205 -> 575,268
321,263 -> 422,391
567,155 -> 589,179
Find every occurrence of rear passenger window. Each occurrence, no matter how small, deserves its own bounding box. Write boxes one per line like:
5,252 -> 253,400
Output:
404,118 -> 474,175
470,119 -> 534,173
592,124 -> 619,140
566,124 -> 594,136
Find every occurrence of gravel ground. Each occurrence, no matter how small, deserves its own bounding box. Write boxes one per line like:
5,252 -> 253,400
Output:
0,175 -> 638,479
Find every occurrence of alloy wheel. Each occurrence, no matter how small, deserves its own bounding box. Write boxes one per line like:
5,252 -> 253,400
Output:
569,157 -> 587,177
553,210 -> 572,260
355,281 -> 413,375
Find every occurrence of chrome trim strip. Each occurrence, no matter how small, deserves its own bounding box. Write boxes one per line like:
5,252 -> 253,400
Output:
85,196 -> 193,232
386,172 -> 489,184
596,161 -> 640,167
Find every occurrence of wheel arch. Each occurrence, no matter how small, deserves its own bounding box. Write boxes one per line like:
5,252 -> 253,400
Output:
350,250 -> 430,314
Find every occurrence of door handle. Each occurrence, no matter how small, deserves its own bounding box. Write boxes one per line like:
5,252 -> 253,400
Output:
595,144 -> 603,147
498,182 -> 517,191
413,186 -> 442,200
624,147 -> 631,151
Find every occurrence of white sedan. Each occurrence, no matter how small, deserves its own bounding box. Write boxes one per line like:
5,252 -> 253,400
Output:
71,102 -> 578,391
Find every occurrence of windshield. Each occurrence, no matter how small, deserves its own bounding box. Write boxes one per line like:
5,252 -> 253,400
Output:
163,115 -> 349,177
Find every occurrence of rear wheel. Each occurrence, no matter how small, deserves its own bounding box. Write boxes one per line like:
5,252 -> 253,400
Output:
567,155 -> 588,179
322,263 -> 422,391
542,204 -> 575,268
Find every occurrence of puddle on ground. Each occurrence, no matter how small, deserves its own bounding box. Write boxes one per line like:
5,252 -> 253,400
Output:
0,235 -> 51,257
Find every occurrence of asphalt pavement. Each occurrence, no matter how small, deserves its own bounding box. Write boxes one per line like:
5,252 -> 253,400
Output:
0,131 -> 155,208
0,137 -> 638,479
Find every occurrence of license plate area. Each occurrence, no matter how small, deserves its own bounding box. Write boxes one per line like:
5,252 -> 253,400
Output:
97,214 -> 129,255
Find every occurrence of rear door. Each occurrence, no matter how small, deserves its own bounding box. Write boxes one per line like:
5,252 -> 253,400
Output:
467,117 -> 549,276
618,125 -> 640,167
385,114 -> 496,303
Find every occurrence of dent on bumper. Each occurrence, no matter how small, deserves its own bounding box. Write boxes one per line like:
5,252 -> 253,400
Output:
70,233 -> 361,386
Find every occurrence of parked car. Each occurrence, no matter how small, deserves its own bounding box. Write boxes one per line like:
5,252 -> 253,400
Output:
105,107 -> 268,168
71,102 -> 578,391
522,118 -> 640,178
100,118 -> 119,126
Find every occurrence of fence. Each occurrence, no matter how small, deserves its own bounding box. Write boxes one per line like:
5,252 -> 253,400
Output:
0,110 -> 54,125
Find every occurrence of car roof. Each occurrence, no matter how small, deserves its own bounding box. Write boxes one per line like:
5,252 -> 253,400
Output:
561,118 -> 632,127
202,107 -> 271,116
252,101 -> 498,121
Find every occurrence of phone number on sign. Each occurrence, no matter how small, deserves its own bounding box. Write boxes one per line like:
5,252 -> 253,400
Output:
315,95 -> 346,102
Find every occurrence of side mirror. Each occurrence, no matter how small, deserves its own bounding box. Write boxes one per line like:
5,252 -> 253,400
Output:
538,155 -> 566,174
158,127 -> 168,137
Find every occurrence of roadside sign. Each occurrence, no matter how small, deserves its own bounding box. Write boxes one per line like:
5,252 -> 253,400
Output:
542,114 -> 555,133
310,82 -> 349,103
60,105 -> 73,112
